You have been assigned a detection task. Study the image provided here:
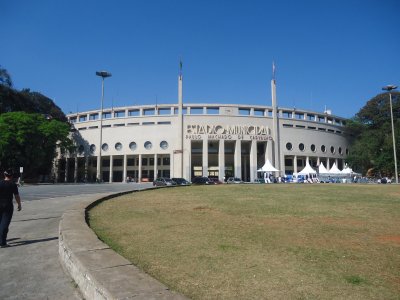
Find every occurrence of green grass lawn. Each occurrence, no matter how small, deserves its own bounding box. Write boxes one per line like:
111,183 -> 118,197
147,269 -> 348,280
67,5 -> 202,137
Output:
88,184 -> 400,299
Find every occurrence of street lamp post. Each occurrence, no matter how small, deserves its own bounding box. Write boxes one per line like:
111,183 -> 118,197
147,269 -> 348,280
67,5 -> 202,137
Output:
382,85 -> 398,184
96,71 -> 112,182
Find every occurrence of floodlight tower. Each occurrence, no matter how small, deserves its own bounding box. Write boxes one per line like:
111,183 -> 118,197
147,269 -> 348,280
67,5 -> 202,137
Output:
96,71 -> 112,182
382,85 -> 398,184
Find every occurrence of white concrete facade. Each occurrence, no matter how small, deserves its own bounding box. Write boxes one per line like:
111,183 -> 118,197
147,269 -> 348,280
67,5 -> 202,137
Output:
60,104 -> 349,183
58,77 -> 350,183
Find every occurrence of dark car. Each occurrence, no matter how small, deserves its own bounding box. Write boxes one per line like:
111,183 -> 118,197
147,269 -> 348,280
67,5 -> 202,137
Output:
208,177 -> 222,184
153,177 -> 177,187
171,178 -> 191,185
192,176 -> 211,185
254,178 -> 265,184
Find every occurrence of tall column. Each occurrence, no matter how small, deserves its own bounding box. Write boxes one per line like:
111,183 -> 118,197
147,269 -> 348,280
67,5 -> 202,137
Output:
170,153 -> 174,179
84,156 -> 89,182
218,140 -> 225,182
294,155 -> 298,174
280,155 -> 285,176
327,157 -> 330,170
250,140 -> 257,182
202,139 -> 208,177
123,154 -> 127,182
280,153 -> 285,176
154,154 -> 158,181
96,153 -> 101,181
176,66 -> 184,178
243,156 -> 248,181
65,158 -> 69,183
234,140 -> 242,178
54,159 -> 60,183
138,154 -> 142,183
317,157 -> 320,166
184,142 -> 192,180
271,73 -> 281,173
335,158 -> 338,166
109,155 -> 113,183
74,157 -> 78,183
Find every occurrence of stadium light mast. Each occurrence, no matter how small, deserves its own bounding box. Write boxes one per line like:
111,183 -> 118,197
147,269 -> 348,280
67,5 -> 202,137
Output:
382,85 -> 398,184
96,71 -> 112,182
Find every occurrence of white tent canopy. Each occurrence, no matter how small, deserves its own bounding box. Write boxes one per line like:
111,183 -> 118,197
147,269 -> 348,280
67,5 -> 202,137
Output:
298,161 -> 317,175
328,162 -> 342,174
318,162 -> 329,174
341,166 -> 353,174
257,159 -> 279,172
341,164 -> 360,175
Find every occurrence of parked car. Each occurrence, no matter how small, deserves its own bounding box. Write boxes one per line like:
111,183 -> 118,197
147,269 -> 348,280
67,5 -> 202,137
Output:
153,177 -> 177,187
208,177 -> 223,184
171,178 -> 191,185
192,176 -> 211,185
254,178 -> 265,184
227,177 -> 243,184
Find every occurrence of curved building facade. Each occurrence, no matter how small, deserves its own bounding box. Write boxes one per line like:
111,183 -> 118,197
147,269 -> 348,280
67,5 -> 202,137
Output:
57,77 -> 350,183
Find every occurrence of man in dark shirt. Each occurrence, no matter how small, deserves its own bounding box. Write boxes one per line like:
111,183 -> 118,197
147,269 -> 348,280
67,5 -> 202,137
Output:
0,169 -> 22,248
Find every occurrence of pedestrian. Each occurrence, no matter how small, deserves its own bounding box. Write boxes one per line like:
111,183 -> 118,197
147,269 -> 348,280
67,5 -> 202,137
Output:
0,169 -> 22,248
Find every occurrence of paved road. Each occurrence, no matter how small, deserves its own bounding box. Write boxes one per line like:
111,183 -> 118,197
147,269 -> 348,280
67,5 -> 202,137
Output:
0,183 -> 152,300
19,183 -> 150,201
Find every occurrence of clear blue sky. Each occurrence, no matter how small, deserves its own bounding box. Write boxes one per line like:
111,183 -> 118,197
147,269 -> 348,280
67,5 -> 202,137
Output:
2,0 -> 399,118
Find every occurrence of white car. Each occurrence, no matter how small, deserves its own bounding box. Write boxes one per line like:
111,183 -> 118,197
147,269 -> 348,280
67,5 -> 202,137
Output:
227,177 -> 243,184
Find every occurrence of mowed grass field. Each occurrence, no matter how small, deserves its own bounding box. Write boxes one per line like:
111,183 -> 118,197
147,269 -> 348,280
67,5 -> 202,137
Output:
88,184 -> 400,299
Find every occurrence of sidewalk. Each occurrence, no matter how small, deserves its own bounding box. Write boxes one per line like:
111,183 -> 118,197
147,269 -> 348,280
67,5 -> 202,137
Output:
0,185 -> 187,299
0,194 -> 86,299
59,192 -> 188,299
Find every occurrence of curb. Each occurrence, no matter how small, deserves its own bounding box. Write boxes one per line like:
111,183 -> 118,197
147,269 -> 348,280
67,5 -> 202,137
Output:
59,192 -> 188,300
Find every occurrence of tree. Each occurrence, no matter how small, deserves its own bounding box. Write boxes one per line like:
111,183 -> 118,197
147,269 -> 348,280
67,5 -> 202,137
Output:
0,66 -> 12,87
0,85 -> 67,121
345,92 -> 400,177
0,112 -> 73,180
0,65 -> 66,121
0,66 -> 73,181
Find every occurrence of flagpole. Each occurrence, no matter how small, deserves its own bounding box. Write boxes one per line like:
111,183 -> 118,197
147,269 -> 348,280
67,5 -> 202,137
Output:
272,61 -> 276,81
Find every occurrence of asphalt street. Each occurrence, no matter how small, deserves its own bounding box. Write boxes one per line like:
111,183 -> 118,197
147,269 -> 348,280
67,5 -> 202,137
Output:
18,182 -> 151,201
0,183 -> 152,300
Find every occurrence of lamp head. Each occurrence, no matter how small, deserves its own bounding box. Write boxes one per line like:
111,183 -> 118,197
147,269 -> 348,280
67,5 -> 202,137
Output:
96,71 -> 112,78
382,85 -> 397,91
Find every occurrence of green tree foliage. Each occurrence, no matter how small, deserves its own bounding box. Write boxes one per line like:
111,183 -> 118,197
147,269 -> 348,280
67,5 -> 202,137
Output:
0,112 -> 73,179
0,66 -> 73,180
0,65 -> 66,121
0,66 -> 13,87
346,92 -> 400,176
0,85 -> 66,122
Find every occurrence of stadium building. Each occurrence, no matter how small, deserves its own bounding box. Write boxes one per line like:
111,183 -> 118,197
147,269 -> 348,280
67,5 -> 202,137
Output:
56,72 -> 350,183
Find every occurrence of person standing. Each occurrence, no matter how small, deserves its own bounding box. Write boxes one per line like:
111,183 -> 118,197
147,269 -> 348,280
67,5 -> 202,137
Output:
0,169 -> 22,248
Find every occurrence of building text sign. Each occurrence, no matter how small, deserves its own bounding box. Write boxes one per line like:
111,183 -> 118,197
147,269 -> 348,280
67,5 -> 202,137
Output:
185,124 -> 272,141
